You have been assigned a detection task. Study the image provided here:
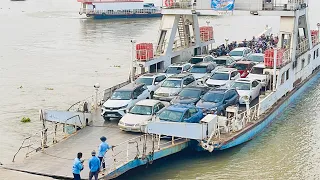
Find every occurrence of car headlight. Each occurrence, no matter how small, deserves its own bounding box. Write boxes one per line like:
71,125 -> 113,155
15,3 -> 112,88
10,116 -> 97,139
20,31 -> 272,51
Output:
170,92 -> 179,96
118,121 -> 124,125
241,95 -> 250,102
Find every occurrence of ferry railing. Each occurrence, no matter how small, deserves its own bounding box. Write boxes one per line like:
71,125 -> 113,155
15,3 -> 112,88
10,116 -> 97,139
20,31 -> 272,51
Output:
102,134 -> 187,174
161,0 -> 307,11
12,123 -> 64,162
264,47 -> 292,69
296,38 -> 310,57
312,34 -> 319,46
79,8 -> 161,15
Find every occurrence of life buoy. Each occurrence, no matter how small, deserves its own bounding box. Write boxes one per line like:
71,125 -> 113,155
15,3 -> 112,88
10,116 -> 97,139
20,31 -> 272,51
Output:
164,0 -> 173,7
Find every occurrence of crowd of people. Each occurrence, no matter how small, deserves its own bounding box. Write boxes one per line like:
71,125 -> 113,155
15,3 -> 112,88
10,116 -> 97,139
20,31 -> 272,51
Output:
209,34 -> 279,57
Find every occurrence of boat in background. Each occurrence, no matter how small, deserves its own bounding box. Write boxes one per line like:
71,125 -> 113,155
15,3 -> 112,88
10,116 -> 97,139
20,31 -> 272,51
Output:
77,0 -> 162,19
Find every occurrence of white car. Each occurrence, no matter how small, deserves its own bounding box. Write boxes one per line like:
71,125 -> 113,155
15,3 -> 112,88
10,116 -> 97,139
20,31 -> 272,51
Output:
118,99 -> 169,132
101,83 -> 150,120
245,53 -> 265,64
229,47 -> 252,61
231,78 -> 262,104
153,73 -> 197,101
188,54 -> 215,65
164,62 -> 192,77
188,62 -> 217,84
247,63 -> 270,87
135,73 -> 167,98
205,68 -> 240,88
210,56 -> 236,67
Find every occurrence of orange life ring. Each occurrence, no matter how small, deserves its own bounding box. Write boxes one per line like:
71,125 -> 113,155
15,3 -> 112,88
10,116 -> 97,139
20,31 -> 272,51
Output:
165,0 -> 173,7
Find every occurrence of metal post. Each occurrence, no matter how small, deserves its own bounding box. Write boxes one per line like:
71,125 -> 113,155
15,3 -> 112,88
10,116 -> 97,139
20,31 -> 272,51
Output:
130,40 -> 136,82
171,136 -> 175,145
157,134 -> 161,150
94,83 -> 100,110
126,143 -> 129,162
273,48 -> 277,91
317,23 -> 320,43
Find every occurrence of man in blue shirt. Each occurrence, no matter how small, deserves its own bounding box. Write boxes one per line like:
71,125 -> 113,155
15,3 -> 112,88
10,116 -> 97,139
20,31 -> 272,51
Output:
72,152 -> 84,180
98,136 -> 110,170
88,150 -> 100,180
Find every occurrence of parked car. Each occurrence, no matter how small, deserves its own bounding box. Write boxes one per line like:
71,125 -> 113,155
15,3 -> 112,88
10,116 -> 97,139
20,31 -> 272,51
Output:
118,99 -> 169,132
231,78 -> 262,104
229,61 -> 256,78
101,83 -> 150,120
188,62 -> 217,84
188,54 -> 215,65
209,56 -> 236,67
164,63 -> 192,77
196,88 -> 240,116
135,73 -> 167,98
157,104 -> 204,123
153,73 -> 196,101
244,53 -> 265,64
205,68 -> 240,88
229,47 -> 252,61
170,86 -> 210,105
247,63 -> 270,87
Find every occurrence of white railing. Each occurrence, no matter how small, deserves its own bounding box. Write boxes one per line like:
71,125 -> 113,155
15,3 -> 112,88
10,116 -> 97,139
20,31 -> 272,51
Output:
102,134 -> 187,174
80,8 -> 161,15
296,38 -> 309,56
161,0 -> 307,11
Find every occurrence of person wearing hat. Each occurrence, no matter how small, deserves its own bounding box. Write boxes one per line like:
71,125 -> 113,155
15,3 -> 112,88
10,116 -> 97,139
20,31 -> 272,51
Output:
98,136 -> 110,170
72,152 -> 84,180
88,150 -> 100,180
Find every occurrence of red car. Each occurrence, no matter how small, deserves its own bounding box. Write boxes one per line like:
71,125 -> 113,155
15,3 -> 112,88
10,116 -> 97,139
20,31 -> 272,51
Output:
229,61 -> 255,78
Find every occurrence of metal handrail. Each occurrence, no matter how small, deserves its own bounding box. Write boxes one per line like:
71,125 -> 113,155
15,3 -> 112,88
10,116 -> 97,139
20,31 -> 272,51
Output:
80,8 -> 161,15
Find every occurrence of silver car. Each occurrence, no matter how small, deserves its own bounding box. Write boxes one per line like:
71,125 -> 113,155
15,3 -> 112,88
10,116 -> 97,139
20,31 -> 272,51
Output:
153,73 -> 197,101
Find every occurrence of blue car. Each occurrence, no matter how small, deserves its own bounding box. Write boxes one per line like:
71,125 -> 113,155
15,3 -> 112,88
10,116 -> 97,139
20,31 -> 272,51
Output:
157,104 -> 204,123
196,88 -> 239,116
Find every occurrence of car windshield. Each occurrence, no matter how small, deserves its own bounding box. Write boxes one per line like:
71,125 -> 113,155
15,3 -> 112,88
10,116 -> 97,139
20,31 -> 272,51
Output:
232,82 -> 251,90
161,80 -> 181,88
251,67 -> 264,74
165,67 -> 182,74
189,66 -> 207,73
110,91 -> 132,100
202,92 -> 224,103
230,51 -> 243,56
210,73 -> 229,80
190,57 -> 203,64
248,54 -> 264,62
136,77 -> 153,86
213,59 -> 227,65
158,110 -> 183,122
129,105 -> 153,115
179,89 -> 201,98
234,63 -> 249,70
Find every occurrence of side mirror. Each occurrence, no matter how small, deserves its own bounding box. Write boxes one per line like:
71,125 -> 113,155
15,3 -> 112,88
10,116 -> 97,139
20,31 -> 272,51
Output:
231,77 -> 235,80
154,82 -> 159,85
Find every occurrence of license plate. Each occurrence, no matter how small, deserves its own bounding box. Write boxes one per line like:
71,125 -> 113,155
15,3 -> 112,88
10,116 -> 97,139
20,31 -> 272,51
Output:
107,114 -> 117,117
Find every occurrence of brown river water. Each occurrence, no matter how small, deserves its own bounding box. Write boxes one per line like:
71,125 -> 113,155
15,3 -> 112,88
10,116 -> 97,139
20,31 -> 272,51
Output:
0,0 -> 319,179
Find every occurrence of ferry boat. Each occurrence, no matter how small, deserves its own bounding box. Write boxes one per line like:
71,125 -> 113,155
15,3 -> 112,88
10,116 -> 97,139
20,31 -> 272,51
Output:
3,0 -> 320,179
77,0 -> 162,19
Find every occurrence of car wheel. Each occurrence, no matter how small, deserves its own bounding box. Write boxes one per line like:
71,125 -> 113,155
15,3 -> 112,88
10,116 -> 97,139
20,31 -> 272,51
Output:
150,91 -> 154,99
103,117 -> 110,121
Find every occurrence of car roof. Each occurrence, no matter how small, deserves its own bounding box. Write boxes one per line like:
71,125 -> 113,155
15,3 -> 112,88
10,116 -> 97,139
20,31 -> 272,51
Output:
169,73 -> 192,79
235,60 -> 253,65
235,78 -> 253,83
166,104 -> 196,112
231,47 -> 249,51
136,99 -> 161,106
253,63 -> 266,68
140,73 -> 165,78
213,56 -> 231,60
207,88 -> 228,93
169,62 -> 190,67
193,62 -> 214,66
249,53 -> 264,56
183,86 -> 210,91
116,83 -> 143,91
216,68 -> 237,73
